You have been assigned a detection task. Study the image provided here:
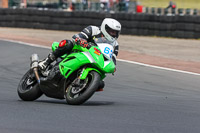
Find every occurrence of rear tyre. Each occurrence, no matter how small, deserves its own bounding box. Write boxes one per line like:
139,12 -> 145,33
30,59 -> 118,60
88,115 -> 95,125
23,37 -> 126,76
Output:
66,71 -> 100,105
17,69 -> 43,101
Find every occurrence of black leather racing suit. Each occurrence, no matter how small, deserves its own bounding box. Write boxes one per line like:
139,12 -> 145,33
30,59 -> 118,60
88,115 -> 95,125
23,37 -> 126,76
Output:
52,25 -> 119,65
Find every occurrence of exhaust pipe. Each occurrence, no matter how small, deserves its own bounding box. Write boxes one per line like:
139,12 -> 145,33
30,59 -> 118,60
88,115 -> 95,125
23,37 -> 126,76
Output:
30,54 -> 40,84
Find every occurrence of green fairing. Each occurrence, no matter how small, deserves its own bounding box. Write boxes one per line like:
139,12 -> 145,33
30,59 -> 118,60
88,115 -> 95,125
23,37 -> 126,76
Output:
59,52 -> 91,78
52,42 -> 59,51
80,68 -> 105,80
51,41 -> 115,80
103,61 -> 115,73
52,42 -> 88,58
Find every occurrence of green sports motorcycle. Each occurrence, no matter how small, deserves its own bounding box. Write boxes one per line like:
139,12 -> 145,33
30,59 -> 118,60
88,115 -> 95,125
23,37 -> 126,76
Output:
17,37 -> 116,105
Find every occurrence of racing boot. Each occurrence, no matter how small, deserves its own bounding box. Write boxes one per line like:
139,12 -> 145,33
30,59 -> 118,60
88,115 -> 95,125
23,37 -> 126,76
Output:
38,52 -> 56,71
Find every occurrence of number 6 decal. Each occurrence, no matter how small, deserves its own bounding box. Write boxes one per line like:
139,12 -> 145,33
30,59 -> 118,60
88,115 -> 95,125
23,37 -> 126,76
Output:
104,47 -> 113,58
104,47 -> 110,54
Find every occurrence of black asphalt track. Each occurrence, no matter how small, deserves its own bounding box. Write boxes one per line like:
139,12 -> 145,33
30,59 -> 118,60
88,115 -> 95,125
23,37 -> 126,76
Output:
1,40 -> 200,133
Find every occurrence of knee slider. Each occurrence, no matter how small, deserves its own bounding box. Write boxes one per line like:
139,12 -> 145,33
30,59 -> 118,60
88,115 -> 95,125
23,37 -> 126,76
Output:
59,40 -> 67,48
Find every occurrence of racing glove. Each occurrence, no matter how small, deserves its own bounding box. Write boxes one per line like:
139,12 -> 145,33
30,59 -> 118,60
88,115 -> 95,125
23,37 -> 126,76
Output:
75,37 -> 90,48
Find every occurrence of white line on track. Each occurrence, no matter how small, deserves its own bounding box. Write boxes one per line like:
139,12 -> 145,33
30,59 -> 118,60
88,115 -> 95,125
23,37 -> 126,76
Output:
118,59 -> 200,76
1,38 -> 200,76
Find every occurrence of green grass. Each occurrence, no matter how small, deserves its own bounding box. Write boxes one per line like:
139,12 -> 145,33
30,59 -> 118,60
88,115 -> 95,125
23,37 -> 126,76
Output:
138,0 -> 200,9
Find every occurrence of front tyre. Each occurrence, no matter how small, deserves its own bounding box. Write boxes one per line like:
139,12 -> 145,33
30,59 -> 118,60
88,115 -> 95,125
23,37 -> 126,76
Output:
17,69 -> 43,101
66,71 -> 100,105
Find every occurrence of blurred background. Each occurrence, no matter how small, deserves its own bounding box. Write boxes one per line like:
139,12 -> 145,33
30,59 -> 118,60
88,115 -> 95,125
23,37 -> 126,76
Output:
0,0 -> 200,39
0,0 -> 200,15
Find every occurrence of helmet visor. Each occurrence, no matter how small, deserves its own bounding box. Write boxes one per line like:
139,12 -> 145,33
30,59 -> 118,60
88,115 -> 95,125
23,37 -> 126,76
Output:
105,24 -> 120,38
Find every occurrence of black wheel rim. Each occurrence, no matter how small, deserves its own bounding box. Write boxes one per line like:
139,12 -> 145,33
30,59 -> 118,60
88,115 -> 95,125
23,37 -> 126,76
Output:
67,72 -> 93,100
21,71 -> 37,91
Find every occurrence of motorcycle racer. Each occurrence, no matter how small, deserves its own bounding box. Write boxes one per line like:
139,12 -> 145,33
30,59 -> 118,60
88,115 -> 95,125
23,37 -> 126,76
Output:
38,18 -> 121,71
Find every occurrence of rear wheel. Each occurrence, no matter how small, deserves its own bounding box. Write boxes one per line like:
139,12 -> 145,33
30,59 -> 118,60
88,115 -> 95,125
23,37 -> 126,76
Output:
17,69 -> 43,101
65,71 -> 100,105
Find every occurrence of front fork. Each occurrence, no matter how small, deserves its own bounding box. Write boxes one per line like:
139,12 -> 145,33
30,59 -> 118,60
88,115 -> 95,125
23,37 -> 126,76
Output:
79,67 -> 105,91
79,67 -> 105,80
71,66 -> 87,87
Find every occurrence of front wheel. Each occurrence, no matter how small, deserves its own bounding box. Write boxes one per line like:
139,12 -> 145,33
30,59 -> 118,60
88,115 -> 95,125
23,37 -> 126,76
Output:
65,71 -> 100,105
17,69 -> 43,101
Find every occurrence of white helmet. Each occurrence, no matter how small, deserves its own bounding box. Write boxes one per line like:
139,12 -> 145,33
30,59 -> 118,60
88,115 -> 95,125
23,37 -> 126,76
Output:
101,18 -> 121,42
